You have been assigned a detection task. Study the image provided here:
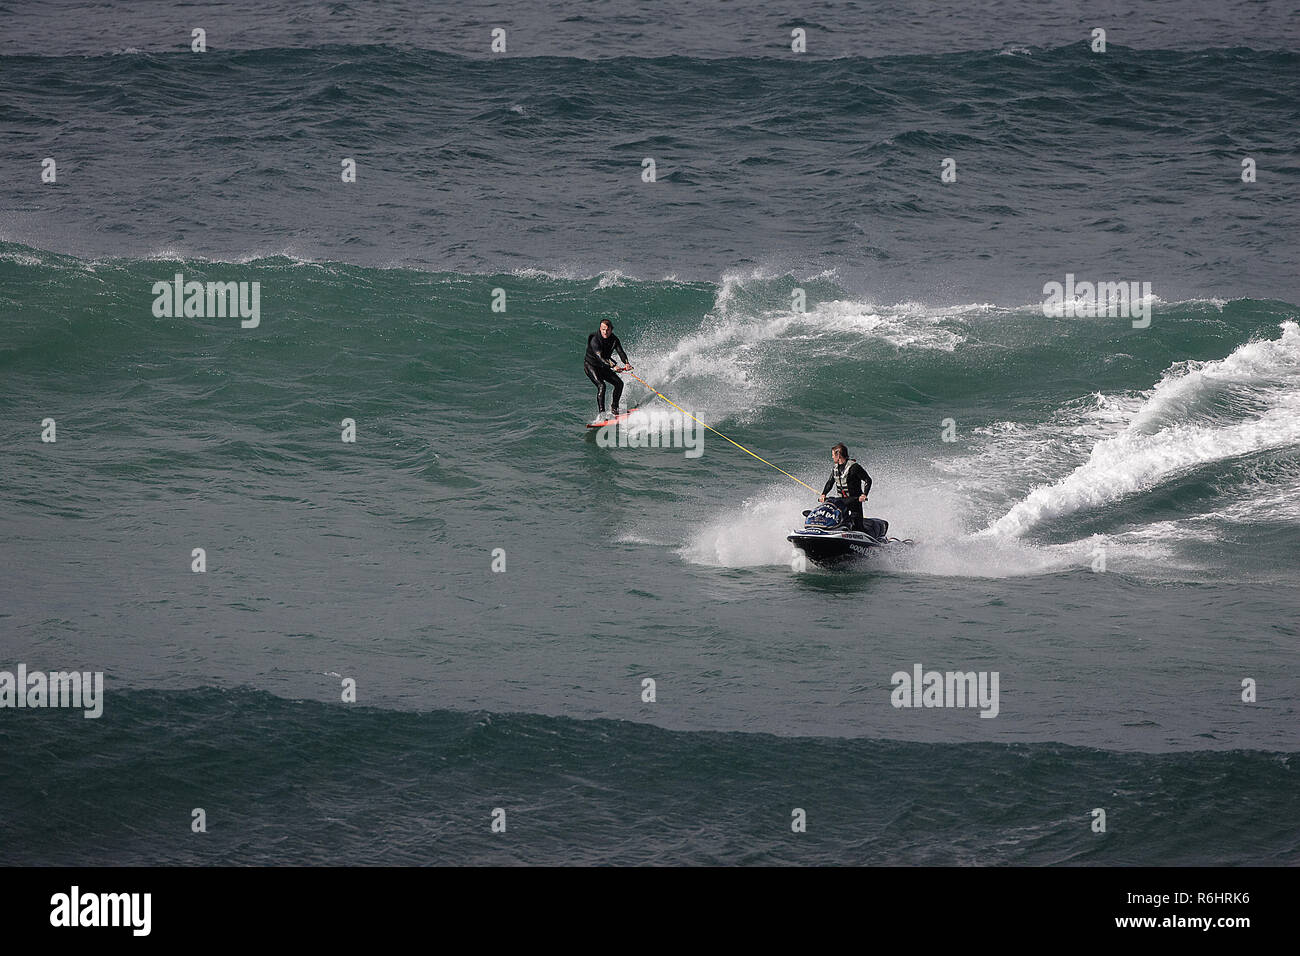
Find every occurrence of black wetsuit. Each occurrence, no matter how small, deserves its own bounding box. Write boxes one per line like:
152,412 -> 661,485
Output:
584,331 -> 629,413
822,460 -> 872,531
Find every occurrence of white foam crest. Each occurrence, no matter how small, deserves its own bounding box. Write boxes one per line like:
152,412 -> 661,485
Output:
635,294 -> 991,427
712,267 -> 782,314
643,298 -> 973,394
1040,290 -> 1162,319
990,410 -> 1300,538
137,247 -> 324,267
935,391 -> 1143,502
987,323 -> 1300,537
1184,297 -> 1230,310
648,310 -> 795,379
511,266 -> 581,280
798,300 -> 969,351
0,251 -> 43,267
1129,321 -> 1300,432
633,313 -> 786,423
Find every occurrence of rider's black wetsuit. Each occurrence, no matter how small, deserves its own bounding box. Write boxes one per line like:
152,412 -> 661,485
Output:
822,460 -> 872,531
584,331 -> 630,414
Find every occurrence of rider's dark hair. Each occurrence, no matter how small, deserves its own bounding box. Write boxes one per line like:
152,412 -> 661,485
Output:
831,443 -> 848,458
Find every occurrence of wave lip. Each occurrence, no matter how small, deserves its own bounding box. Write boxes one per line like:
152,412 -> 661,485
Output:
988,322 -> 1300,538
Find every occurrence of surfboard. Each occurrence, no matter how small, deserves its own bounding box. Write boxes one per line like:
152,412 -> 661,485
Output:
585,409 -> 635,429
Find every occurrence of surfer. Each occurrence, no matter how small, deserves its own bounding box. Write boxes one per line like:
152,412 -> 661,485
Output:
819,443 -> 872,532
584,319 -> 632,420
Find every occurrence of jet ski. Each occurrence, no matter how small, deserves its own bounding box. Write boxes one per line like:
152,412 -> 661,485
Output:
787,499 -> 896,564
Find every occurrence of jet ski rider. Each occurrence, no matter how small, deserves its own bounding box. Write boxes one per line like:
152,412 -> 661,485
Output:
584,318 -> 632,419
819,443 -> 872,532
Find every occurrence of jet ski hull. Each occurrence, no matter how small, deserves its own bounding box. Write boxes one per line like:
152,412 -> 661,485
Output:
789,502 -> 896,564
787,529 -> 888,563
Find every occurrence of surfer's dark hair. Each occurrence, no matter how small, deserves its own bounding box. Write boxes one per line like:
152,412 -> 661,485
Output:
600,318 -> 613,330
831,443 -> 848,458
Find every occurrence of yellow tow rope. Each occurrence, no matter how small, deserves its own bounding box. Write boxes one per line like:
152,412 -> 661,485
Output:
623,370 -> 820,494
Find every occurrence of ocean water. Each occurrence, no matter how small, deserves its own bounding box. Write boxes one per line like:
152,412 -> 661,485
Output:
1,1 -> 1298,865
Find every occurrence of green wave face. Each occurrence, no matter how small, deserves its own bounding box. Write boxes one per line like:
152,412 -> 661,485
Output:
4,243 -> 1298,581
